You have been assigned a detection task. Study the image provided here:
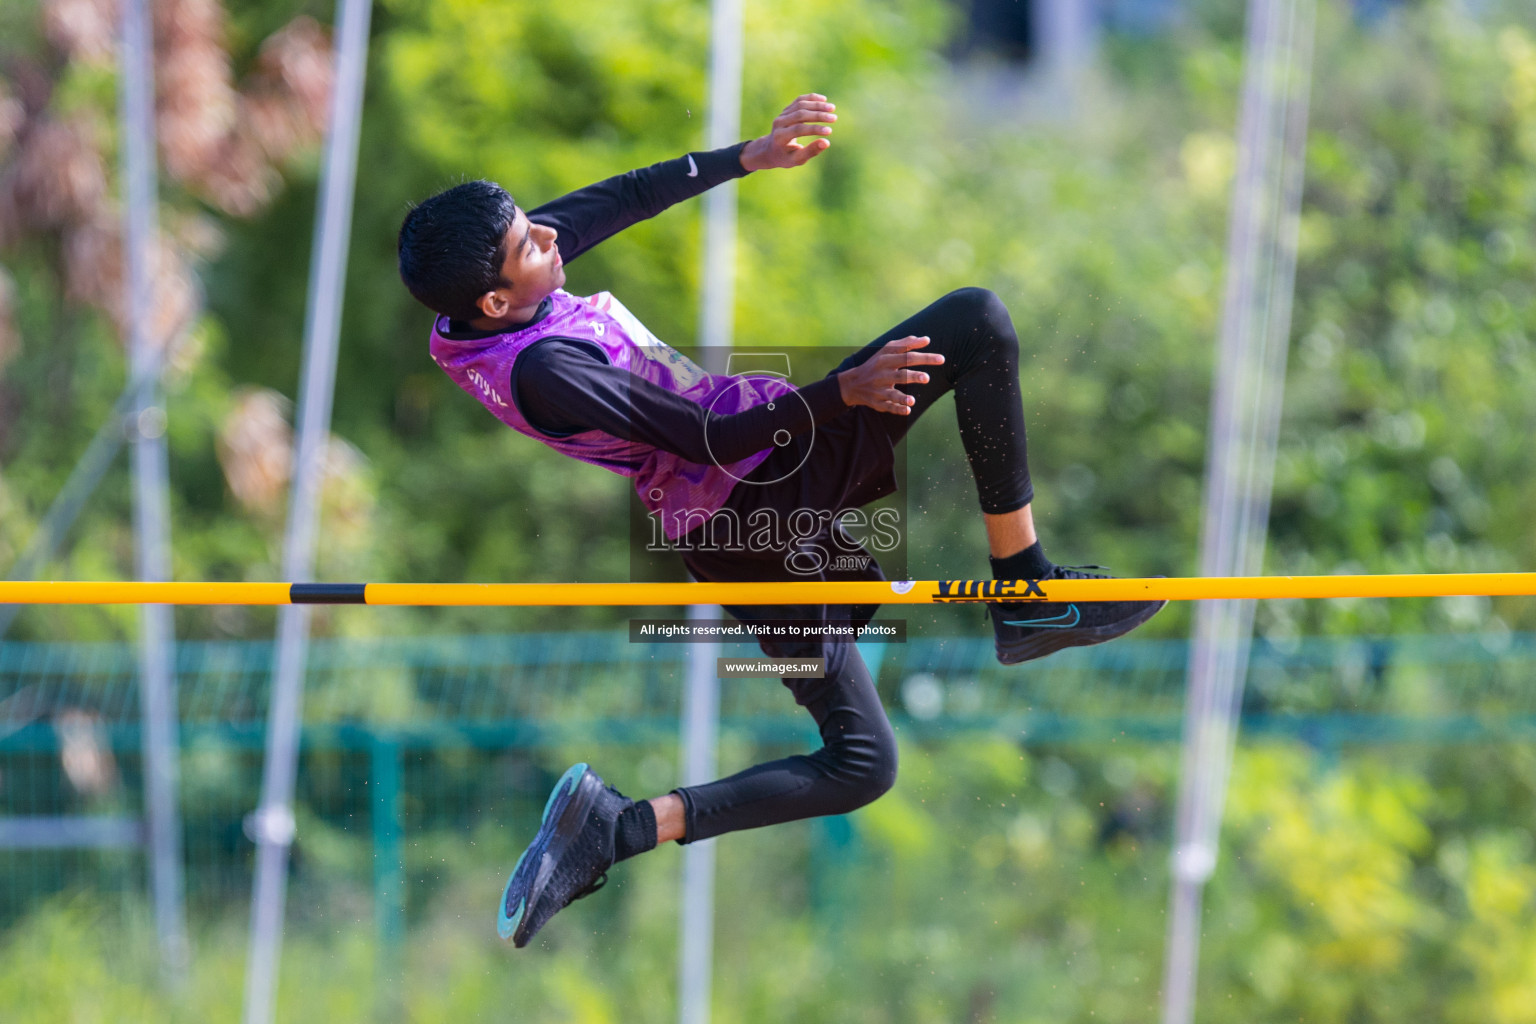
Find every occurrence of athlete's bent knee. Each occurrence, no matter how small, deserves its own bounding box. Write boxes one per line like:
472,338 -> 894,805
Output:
860,726 -> 900,804
944,285 -> 1006,315
864,738 -> 899,804
821,722 -> 899,813
944,287 -> 1016,352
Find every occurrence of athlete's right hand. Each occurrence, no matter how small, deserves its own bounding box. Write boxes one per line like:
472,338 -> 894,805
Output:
835,336 -> 945,415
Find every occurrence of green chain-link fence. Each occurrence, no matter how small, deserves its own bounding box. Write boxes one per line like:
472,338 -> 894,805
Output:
3,629 -> 1534,958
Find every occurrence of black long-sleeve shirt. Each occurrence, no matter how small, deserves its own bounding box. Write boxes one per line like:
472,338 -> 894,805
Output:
437,144 -> 849,465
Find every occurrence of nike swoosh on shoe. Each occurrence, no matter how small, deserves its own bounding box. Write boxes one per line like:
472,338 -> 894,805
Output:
1004,605 -> 1081,629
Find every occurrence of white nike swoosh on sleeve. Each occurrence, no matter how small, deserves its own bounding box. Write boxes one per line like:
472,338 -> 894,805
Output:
686,155 -> 699,178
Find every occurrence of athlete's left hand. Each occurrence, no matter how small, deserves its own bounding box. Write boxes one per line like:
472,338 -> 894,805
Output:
739,94 -> 836,172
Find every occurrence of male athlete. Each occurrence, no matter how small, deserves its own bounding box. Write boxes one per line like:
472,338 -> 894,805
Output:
397,94 -> 1164,947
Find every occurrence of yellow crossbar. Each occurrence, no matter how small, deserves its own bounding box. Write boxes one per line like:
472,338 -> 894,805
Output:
0,573 -> 1533,606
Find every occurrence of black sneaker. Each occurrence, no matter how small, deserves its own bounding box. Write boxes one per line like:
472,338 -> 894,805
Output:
989,564 -> 1166,665
497,762 -> 631,948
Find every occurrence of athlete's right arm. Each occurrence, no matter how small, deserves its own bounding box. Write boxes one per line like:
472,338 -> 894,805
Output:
513,340 -> 847,464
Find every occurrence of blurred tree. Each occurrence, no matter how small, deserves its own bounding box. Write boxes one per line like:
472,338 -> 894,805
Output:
1267,6 -> 1536,637
0,0 -> 364,639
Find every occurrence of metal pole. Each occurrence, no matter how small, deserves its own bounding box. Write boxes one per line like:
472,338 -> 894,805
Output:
679,0 -> 742,1019
1160,0 -> 1315,1021
678,604 -> 721,1024
119,0 -> 189,985
370,733 -> 404,1022
242,0 -> 373,1019
1035,0 -> 1098,79
1032,0 -> 1099,116
697,0 -> 742,367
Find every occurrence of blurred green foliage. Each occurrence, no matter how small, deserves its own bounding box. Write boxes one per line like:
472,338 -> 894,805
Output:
5,0 -> 1536,1020
4,737 -> 1536,1022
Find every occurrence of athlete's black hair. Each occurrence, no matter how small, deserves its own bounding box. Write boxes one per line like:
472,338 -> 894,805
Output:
397,180 -> 517,322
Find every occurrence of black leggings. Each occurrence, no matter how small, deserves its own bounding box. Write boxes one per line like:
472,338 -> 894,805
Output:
672,288 -> 1032,842
834,286 -> 1033,514
672,644 -> 896,843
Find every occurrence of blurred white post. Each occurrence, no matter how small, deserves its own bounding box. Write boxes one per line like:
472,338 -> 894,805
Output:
678,604 -> 721,1024
119,0 -> 189,985
1160,0 -> 1315,1022
241,0 -> 373,1020
1033,0 -> 1099,100
679,0 -> 742,1020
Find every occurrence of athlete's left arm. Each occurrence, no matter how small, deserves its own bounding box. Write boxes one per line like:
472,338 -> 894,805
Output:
529,94 -> 837,263
528,144 -> 749,264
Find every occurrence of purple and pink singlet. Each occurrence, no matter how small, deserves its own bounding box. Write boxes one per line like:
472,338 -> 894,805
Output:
430,289 -> 794,539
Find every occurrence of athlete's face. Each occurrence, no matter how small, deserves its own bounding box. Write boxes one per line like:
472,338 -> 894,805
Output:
474,207 -> 565,324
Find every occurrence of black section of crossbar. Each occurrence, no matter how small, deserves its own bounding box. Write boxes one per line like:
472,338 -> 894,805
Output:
289,583 -> 367,604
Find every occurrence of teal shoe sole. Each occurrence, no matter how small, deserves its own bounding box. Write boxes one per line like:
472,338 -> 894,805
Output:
497,762 -> 593,943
